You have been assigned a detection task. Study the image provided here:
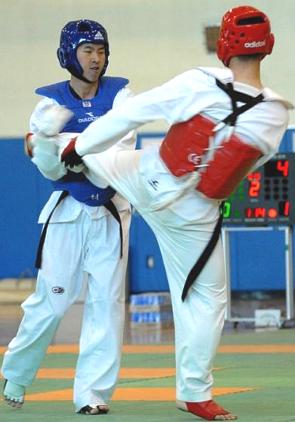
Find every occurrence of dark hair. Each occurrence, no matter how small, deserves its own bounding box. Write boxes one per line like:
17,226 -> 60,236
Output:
235,53 -> 264,62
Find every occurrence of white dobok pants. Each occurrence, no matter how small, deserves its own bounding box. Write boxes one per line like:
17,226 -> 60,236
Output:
2,207 -> 130,410
83,148 -> 227,402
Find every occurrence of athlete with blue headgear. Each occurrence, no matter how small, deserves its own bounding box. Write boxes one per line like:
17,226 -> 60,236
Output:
2,19 -> 135,415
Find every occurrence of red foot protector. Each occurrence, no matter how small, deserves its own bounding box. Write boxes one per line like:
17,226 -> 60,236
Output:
177,399 -> 237,420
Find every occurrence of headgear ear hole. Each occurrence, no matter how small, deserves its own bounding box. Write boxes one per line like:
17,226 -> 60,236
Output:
57,47 -> 67,68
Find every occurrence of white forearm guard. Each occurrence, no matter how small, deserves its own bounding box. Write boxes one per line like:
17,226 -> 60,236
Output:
31,137 -> 67,181
37,105 -> 73,136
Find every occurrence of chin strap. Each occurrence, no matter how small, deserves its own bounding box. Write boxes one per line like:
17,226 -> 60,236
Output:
67,64 -> 93,84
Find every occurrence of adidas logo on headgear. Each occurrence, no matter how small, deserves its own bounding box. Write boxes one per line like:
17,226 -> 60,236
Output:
94,31 -> 104,40
244,40 -> 266,48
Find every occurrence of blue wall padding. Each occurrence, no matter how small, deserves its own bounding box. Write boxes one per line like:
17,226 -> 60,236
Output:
1,130 -> 294,294
0,139 -> 53,278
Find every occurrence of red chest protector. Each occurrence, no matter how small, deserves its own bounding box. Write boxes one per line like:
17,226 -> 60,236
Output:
159,114 -> 215,177
159,79 -> 264,200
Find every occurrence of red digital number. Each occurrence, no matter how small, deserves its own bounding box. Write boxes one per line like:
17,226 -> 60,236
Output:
245,208 -> 253,218
247,172 -> 261,181
248,181 -> 261,197
254,208 -> 266,217
245,207 -> 266,218
247,172 -> 261,197
277,160 -> 289,177
283,201 -> 290,216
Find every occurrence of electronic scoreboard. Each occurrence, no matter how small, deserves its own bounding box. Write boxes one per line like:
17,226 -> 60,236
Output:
222,152 -> 295,225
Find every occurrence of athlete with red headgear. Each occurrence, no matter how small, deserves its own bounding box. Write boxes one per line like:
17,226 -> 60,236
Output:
28,6 -> 291,420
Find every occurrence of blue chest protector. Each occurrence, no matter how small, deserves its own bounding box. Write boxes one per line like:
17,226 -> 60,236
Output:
36,76 -> 129,206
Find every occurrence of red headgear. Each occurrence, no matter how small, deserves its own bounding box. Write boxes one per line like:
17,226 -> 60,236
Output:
217,5 -> 274,66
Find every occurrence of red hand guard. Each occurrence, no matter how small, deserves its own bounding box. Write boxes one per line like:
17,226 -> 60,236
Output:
24,133 -> 34,157
61,137 -> 83,167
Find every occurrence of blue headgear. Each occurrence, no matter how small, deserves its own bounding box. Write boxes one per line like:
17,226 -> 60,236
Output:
57,19 -> 109,82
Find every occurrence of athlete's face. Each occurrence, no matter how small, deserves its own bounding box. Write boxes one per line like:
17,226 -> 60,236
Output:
76,43 -> 106,82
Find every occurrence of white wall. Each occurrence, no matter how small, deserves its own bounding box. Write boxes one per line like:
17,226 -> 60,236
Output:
0,0 -> 294,136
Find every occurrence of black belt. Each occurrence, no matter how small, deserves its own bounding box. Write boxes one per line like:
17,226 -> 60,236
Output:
181,203 -> 224,301
35,191 -> 123,269
181,81 -> 265,300
104,199 -> 123,258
